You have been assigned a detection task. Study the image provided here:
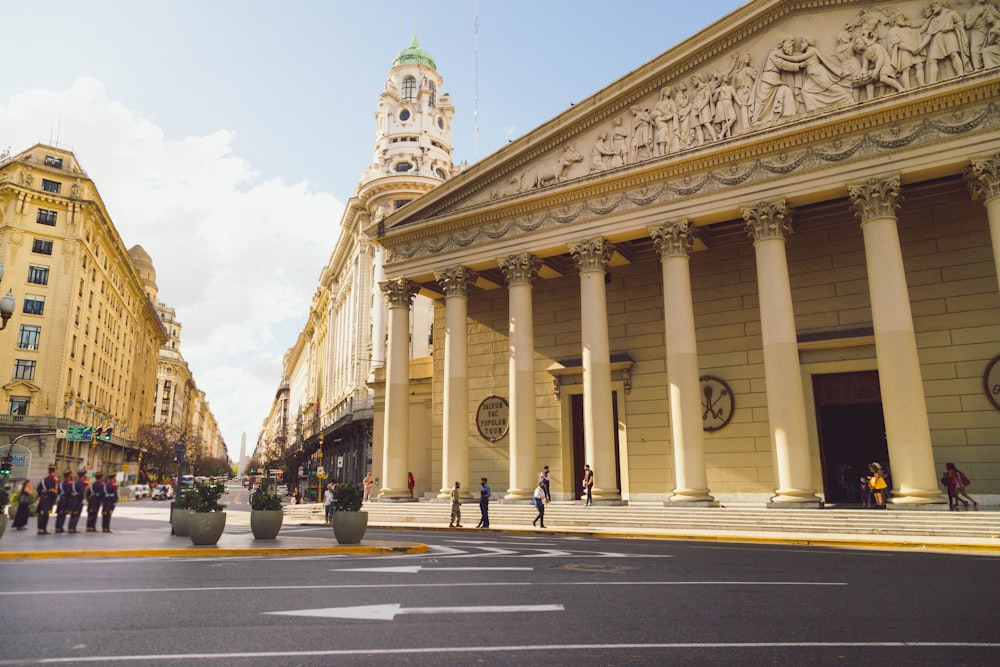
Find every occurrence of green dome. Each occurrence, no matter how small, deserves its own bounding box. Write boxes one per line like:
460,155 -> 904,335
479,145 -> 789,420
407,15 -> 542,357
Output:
393,35 -> 436,70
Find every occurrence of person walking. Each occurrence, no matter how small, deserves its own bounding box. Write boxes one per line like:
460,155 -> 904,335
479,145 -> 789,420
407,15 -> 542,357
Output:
102,475 -> 119,533
54,470 -> 74,533
867,463 -> 888,509
477,478 -> 491,529
36,464 -> 59,534
448,481 -> 462,528
944,462 -> 978,510
581,464 -> 594,507
407,472 -> 415,498
539,466 -> 551,503
532,481 -> 547,528
362,472 -> 374,502
86,472 -> 106,532
67,471 -> 88,533
323,483 -> 335,525
11,479 -> 33,530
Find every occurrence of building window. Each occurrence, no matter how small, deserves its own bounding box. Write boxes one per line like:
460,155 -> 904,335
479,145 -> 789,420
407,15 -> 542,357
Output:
435,168 -> 446,179
9,397 -> 29,417
394,199 -> 412,209
399,109 -> 411,122
44,155 -> 63,168
22,295 -> 44,316
36,209 -> 57,226
18,325 -> 40,350
27,265 -> 49,285
13,359 -> 36,380
395,162 -> 413,172
41,179 -> 61,194
402,75 -> 417,101
32,238 -> 54,254
428,81 -> 436,108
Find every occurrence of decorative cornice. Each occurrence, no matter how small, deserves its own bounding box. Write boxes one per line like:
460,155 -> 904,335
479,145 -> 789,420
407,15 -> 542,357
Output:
379,278 -> 420,308
569,238 -> 616,273
848,176 -> 902,223
968,153 -> 1000,203
743,199 -> 792,242
434,266 -> 478,297
498,253 -> 542,286
650,219 -> 696,258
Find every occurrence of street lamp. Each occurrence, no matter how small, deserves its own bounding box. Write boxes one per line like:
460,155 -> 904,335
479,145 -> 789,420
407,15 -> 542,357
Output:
0,261 -> 16,330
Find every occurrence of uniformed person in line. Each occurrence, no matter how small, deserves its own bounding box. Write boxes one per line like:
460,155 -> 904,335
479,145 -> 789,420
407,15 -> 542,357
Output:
85,472 -> 106,532
54,470 -> 74,533
101,475 -> 119,533
36,464 -> 59,535
67,470 -> 88,534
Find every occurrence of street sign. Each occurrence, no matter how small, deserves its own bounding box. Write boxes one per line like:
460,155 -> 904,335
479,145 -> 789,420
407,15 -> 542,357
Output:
67,426 -> 93,442
56,428 -> 67,439
337,456 -> 344,469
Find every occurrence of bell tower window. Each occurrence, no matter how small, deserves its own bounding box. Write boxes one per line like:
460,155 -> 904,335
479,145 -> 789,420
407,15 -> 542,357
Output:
428,82 -> 436,108
402,76 -> 417,101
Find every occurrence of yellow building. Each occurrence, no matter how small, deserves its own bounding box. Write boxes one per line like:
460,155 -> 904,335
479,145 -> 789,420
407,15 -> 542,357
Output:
0,144 -> 167,483
370,0 -> 1000,507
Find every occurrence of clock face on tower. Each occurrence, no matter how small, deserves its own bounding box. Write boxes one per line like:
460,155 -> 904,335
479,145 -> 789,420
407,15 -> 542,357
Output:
700,375 -> 735,432
399,109 -> 411,121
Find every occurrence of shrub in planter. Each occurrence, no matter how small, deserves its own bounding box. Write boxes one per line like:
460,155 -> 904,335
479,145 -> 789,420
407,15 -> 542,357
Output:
331,483 -> 364,512
188,483 -> 227,546
250,492 -> 283,511
331,483 -> 367,544
250,492 -> 284,540
171,488 -> 197,537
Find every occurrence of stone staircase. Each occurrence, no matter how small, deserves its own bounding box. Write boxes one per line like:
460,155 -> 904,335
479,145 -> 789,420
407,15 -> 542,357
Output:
284,501 -> 1000,540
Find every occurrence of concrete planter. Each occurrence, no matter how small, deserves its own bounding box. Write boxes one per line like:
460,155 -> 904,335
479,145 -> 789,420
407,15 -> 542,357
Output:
0,513 -> 7,540
188,511 -> 226,546
331,511 -> 368,545
171,508 -> 192,536
250,509 -> 283,540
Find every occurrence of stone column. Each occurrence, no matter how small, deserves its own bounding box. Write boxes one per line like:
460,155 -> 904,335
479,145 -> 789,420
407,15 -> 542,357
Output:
742,200 -> 821,505
434,266 -> 478,500
498,253 -> 541,501
377,278 -> 420,501
650,221 -> 715,504
569,238 -> 621,502
968,153 -> 1000,295
848,177 -> 943,505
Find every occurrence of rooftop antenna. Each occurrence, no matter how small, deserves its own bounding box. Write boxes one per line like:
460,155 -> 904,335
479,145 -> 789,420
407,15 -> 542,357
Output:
474,0 -> 480,161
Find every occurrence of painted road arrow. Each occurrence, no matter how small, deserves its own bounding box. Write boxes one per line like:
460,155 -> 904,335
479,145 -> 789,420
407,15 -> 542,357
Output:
329,565 -> 533,573
266,603 -> 564,621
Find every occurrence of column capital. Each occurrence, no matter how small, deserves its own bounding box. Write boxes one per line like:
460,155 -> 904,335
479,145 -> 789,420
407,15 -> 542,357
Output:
380,278 -> 420,308
848,176 -> 902,223
569,237 -> 616,273
968,153 -> 1000,204
434,266 -> 478,297
742,199 -> 793,242
650,219 -> 696,258
498,253 -> 542,286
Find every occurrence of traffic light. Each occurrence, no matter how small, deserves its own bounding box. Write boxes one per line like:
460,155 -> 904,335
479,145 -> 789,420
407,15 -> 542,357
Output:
95,427 -> 103,440
103,428 -> 113,441
0,455 -> 11,475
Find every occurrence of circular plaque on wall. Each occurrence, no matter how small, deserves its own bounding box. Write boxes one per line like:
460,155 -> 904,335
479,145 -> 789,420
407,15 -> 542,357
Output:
983,355 -> 1000,411
700,375 -> 735,432
476,395 -> 510,442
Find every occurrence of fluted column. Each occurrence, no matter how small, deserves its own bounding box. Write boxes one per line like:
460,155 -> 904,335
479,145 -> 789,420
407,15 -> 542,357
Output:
569,238 -> 621,502
968,154 -> 1000,294
742,200 -> 821,505
848,177 -> 943,505
498,253 -> 541,501
434,266 -> 478,501
651,221 -> 714,504
378,278 -> 420,501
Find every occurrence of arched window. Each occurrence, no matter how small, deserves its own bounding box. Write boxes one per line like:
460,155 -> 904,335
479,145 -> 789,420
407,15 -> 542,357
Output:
428,81 -> 436,108
395,162 -> 413,172
402,76 -> 417,101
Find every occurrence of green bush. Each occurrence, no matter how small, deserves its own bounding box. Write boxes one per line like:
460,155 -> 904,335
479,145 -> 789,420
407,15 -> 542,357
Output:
250,492 -> 283,511
0,487 -> 9,508
332,483 -> 364,512
191,483 -> 226,512
174,488 -> 198,510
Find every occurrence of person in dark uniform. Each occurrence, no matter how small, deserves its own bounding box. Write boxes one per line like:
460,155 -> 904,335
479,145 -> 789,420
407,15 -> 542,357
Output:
36,464 -> 59,534
54,470 -> 74,533
86,472 -> 106,532
68,470 -> 88,533
102,475 -> 119,533
477,478 -> 491,529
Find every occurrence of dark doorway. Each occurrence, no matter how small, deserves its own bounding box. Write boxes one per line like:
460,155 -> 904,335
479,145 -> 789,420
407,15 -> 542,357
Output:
571,392 -> 621,499
813,372 -> 889,505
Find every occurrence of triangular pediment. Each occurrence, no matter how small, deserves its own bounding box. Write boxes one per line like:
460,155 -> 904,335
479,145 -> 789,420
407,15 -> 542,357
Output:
376,0 -> 999,237
3,379 -> 42,395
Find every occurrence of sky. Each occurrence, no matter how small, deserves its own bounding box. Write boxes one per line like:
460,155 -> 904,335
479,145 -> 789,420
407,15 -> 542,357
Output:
0,0 -> 747,459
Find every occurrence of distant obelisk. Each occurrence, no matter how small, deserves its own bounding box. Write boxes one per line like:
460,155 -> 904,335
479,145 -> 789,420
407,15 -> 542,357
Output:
238,432 -> 247,477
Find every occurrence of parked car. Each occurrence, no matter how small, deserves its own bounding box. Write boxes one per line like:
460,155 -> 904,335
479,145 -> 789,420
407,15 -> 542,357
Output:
129,484 -> 150,499
276,485 -> 288,496
152,484 -> 174,500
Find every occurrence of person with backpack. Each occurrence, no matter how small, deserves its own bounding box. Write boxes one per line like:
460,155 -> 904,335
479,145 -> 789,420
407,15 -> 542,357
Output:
944,462 -> 978,510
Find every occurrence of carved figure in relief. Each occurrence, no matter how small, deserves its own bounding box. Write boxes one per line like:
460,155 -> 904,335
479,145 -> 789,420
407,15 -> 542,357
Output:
920,0 -> 970,83
834,22 -> 865,79
652,86 -> 679,156
690,74 -> 718,145
983,15 -> 1000,68
611,116 -> 629,167
712,75 -> 737,139
518,144 -> 584,191
886,13 -> 927,88
965,0 -> 1000,70
674,83 -> 694,149
853,35 -> 906,99
629,106 -> 654,162
794,35 -> 853,110
752,35 -> 806,124
589,131 -> 616,173
728,53 -> 757,133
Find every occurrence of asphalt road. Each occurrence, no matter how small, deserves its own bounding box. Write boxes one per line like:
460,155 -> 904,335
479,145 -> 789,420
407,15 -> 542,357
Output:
0,527 -> 998,665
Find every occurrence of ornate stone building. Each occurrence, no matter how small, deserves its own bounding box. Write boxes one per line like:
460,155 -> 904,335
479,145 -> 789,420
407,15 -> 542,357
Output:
370,0 -> 1000,506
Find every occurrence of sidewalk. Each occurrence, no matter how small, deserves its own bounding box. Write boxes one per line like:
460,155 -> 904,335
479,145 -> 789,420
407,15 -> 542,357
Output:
3,502 -> 999,559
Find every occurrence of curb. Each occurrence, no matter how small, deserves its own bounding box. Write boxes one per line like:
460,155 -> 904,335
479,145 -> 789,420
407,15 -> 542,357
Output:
0,542 -> 427,560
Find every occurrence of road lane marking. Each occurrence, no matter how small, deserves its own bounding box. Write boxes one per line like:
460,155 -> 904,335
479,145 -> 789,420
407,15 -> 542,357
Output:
266,602 -> 564,620
329,565 -> 533,573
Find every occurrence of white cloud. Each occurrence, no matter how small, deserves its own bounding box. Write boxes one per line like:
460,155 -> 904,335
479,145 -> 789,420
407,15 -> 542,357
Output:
1,77 -> 344,454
